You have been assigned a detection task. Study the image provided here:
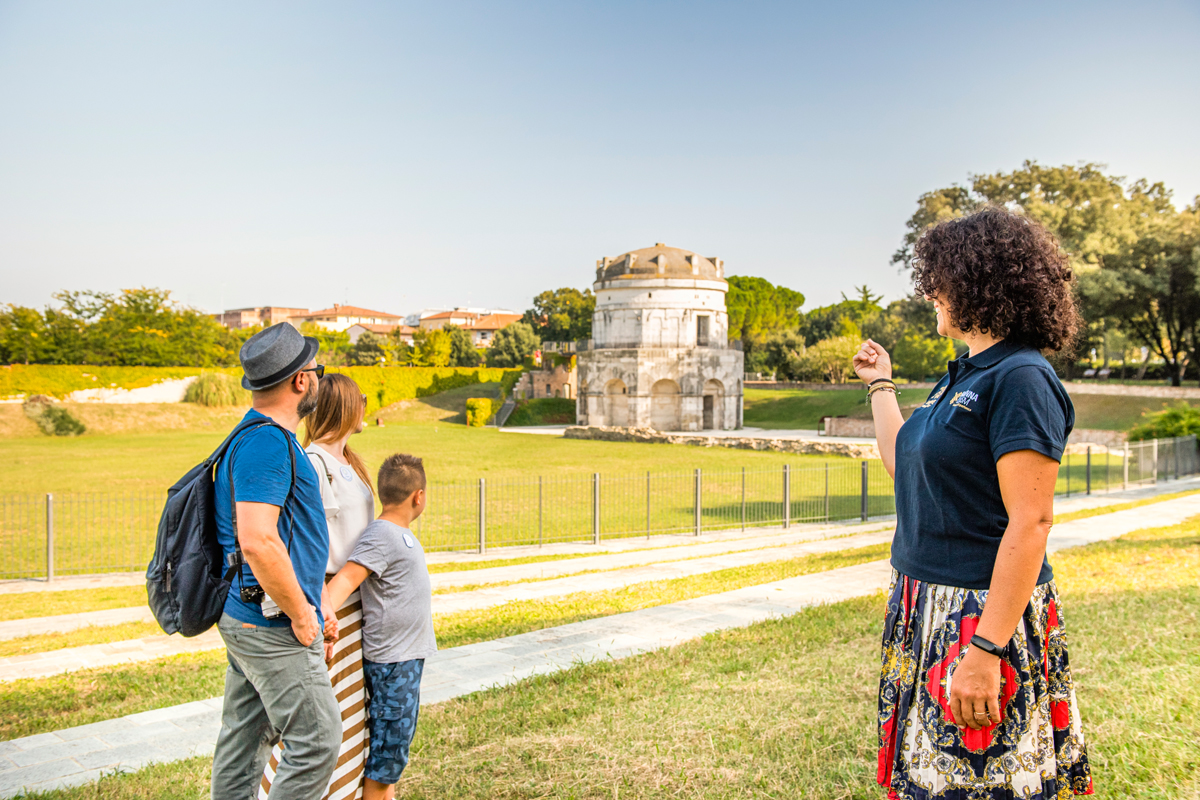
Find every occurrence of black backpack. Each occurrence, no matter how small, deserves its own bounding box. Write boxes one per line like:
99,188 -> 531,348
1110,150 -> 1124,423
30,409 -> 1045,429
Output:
146,418 -> 296,637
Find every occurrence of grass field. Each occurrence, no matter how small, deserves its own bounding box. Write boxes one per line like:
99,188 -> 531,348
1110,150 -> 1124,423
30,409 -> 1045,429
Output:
2,386 -> 850,496
743,385 -> 1200,432
19,516 -> 1200,799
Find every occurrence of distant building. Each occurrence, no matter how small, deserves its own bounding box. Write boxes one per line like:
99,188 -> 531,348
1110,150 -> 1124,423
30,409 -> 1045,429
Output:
419,308 -> 523,347
290,304 -> 405,332
346,323 -> 416,345
214,306 -> 309,330
577,243 -> 743,431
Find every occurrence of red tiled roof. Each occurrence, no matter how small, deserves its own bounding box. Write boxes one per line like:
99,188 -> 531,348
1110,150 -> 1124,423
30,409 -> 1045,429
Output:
304,305 -> 402,319
352,323 -> 416,334
423,310 -> 479,321
465,313 -> 523,331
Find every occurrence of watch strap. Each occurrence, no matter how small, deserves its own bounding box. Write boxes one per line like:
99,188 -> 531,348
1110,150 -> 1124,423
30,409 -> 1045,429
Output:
969,634 -> 1006,658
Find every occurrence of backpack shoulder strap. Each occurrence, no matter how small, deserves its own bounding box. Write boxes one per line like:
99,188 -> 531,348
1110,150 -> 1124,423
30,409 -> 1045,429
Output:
224,420 -> 299,588
307,446 -> 336,485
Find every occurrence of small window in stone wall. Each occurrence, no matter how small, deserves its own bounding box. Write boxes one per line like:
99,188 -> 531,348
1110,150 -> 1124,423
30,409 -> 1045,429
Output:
697,315 -> 710,346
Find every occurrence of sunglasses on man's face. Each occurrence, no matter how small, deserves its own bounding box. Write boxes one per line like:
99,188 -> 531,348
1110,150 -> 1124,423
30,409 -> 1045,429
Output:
299,365 -> 325,380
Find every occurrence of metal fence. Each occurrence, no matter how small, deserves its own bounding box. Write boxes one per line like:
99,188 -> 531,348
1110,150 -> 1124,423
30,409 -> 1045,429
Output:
2,435 -> 1196,580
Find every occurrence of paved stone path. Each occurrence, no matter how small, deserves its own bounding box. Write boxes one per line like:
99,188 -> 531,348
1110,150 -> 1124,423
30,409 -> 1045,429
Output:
0,520 -> 892,642
0,608 -> 155,641
0,528 -> 892,681
3,490 -> 1199,798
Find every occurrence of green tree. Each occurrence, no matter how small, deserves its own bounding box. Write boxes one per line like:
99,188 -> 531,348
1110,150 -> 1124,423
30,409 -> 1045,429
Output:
299,323 -> 351,367
725,276 -> 805,344
413,329 -> 453,367
0,306 -> 52,365
444,324 -> 483,367
347,331 -> 388,366
523,288 -> 595,342
487,322 -> 540,368
1078,209 -> 1200,385
893,161 -> 1184,379
385,329 -> 413,365
893,330 -> 956,381
800,336 -> 859,384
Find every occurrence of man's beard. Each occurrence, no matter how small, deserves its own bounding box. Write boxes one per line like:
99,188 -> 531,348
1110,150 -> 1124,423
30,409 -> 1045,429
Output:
297,381 -> 319,419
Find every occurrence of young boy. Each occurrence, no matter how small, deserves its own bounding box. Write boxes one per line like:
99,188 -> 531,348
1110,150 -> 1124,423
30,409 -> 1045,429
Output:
327,454 -> 436,800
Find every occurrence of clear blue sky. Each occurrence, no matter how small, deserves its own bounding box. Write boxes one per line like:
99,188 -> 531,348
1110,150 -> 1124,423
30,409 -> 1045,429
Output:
1,1 -> 1197,317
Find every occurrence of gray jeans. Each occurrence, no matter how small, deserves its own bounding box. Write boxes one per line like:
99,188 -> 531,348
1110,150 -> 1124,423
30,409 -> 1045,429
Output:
211,613 -> 340,800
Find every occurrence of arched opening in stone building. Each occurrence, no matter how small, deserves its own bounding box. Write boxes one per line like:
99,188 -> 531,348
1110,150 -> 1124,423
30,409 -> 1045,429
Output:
702,379 -> 725,430
605,379 -> 629,427
650,379 -> 681,430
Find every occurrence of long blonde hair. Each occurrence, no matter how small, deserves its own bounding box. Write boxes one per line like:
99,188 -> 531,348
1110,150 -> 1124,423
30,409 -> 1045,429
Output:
302,373 -> 374,495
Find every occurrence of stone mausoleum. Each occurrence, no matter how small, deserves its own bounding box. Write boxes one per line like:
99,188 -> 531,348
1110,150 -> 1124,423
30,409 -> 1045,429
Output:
577,244 -> 744,431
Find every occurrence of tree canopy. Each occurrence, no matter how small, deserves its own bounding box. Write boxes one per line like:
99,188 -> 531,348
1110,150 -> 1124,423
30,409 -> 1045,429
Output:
487,322 -> 540,368
894,160 -> 1198,383
725,276 -> 805,344
523,287 -> 595,342
0,288 -> 244,366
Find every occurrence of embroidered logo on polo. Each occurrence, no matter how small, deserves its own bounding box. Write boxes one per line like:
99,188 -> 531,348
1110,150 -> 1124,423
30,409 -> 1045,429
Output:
950,390 -> 979,411
919,387 -> 947,409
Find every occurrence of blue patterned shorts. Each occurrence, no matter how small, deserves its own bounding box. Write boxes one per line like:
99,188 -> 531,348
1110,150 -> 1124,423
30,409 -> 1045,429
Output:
362,658 -> 424,785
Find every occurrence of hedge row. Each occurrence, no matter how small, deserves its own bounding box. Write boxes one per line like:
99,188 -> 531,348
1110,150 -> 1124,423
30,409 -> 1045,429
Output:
0,365 -> 235,399
1,364 -> 523,414
312,366 -> 522,415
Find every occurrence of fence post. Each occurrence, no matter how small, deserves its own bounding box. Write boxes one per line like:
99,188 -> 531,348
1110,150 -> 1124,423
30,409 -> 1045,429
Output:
694,468 -> 702,537
824,463 -> 830,522
861,461 -> 869,522
477,479 -> 486,554
1123,444 -> 1129,490
1153,439 -> 1159,484
46,493 -> 54,582
646,471 -> 651,539
1086,447 -> 1091,496
740,466 -> 746,532
593,473 -> 601,545
783,465 -> 791,529
538,476 -> 543,548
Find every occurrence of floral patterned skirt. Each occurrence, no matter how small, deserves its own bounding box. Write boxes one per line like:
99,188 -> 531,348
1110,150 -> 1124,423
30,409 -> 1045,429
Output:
877,570 -> 1093,800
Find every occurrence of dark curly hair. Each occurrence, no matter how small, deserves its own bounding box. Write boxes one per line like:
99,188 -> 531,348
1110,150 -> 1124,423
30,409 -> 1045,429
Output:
911,206 -> 1079,352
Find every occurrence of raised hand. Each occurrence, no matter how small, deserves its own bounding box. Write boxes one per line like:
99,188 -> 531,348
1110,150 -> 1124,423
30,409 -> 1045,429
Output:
853,339 -> 893,384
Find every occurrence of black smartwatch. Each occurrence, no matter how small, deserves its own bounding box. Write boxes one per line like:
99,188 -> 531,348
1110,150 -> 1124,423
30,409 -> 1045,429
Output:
970,634 -> 1006,658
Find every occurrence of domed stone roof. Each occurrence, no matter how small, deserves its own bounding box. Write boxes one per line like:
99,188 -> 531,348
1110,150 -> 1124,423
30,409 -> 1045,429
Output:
596,244 -> 724,282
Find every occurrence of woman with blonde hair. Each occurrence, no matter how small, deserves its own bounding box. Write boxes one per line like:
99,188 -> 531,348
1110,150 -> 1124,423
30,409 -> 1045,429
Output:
260,373 -> 375,800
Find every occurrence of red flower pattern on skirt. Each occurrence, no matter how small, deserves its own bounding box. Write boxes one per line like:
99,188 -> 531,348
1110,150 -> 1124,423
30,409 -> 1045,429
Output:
877,570 -> 1093,800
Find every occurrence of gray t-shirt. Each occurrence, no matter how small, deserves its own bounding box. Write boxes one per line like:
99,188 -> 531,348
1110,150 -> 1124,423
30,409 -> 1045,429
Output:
348,520 -> 437,663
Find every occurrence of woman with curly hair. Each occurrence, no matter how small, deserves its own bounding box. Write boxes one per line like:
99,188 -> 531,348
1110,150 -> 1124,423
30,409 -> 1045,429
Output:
855,206 -> 1094,799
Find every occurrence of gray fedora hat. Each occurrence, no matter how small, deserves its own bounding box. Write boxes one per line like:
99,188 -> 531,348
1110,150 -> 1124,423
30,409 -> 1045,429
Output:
239,323 -> 320,391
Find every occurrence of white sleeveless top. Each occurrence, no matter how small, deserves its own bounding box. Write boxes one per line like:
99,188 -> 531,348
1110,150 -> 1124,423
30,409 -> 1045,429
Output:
306,443 -> 375,575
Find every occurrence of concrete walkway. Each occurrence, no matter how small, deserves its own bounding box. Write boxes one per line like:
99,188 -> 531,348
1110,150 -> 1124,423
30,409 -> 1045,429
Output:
0,607 -> 155,641
3,491 -> 1200,797
0,527 -> 893,681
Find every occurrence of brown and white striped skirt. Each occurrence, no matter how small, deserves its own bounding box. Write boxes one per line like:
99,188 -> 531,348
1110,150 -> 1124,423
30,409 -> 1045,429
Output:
259,590 -> 367,800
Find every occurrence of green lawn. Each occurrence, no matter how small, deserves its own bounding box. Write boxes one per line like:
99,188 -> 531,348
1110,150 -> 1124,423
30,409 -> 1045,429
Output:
22,517 -> 1200,799
743,386 -> 1200,433
742,388 -> 868,429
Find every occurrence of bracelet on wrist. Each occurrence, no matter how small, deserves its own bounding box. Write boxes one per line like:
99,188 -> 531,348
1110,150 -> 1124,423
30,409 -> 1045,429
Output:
969,634 -> 1006,658
867,377 -> 895,387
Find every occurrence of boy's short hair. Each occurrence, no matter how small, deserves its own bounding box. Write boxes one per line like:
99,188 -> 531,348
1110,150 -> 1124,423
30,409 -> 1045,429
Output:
377,454 -> 426,506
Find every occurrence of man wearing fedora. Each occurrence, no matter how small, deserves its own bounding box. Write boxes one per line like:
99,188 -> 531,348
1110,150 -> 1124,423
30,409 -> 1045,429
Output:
210,323 -> 341,799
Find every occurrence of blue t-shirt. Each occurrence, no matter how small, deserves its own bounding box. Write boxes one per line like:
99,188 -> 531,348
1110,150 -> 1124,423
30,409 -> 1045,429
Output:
891,340 -> 1074,589
215,409 -> 330,628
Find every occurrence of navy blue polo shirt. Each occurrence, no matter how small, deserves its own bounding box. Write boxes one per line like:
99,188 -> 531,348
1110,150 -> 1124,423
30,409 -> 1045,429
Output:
214,409 -> 330,628
891,340 -> 1074,589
